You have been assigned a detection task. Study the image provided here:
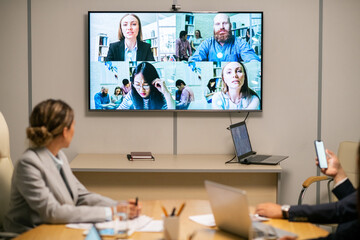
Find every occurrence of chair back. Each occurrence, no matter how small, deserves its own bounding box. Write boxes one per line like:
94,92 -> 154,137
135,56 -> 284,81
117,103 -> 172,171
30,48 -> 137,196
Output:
338,141 -> 359,188
0,112 -> 13,229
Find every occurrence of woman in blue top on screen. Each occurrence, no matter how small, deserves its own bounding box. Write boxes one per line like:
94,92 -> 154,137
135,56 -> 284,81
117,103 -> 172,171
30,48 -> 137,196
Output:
106,14 -> 155,61
110,86 -> 123,109
212,62 -> 260,110
118,62 -> 174,110
190,30 -> 203,53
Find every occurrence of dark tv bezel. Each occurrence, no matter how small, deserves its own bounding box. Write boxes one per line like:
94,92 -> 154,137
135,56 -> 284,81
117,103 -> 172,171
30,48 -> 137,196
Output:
88,11 -> 263,113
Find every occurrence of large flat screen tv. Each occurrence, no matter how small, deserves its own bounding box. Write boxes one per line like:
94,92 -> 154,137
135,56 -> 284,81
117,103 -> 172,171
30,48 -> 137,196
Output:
89,11 -> 262,111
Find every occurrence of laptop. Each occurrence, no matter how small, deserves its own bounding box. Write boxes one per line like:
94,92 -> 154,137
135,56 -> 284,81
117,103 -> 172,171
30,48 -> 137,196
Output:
204,180 -> 297,239
229,121 -> 288,165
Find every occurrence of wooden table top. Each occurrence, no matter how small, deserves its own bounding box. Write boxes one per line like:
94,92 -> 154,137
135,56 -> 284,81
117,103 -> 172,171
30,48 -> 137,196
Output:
14,200 -> 329,240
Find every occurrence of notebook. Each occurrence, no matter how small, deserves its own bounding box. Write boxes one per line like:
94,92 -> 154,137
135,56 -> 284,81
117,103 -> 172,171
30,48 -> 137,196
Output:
229,121 -> 288,165
204,180 -> 297,239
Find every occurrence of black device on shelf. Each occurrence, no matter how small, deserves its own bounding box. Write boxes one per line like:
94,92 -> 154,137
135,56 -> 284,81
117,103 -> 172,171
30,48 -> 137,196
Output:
127,152 -> 155,161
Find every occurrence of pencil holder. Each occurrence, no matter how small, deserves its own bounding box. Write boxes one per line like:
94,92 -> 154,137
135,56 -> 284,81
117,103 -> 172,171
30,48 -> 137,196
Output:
163,216 -> 180,240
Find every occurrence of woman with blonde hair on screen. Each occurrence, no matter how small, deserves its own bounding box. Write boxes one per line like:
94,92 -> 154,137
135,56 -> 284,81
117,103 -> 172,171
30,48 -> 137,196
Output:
106,13 -> 154,61
212,61 -> 260,110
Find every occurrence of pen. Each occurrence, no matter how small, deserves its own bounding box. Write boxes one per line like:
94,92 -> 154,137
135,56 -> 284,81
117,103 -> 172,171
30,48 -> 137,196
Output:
177,202 -> 186,216
171,207 -> 176,216
135,197 -> 138,206
161,205 -> 168,217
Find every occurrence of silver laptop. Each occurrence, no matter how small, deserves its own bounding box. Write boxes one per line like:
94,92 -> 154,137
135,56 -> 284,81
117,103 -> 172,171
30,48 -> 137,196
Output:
205,180 -> 297,239
229,121 -> 288,165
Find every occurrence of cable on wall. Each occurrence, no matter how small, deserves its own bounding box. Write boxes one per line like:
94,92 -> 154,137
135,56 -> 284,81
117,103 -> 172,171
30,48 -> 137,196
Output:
228,111 -> 250,130
316,0 -> 324,205
27,0 -> 32,116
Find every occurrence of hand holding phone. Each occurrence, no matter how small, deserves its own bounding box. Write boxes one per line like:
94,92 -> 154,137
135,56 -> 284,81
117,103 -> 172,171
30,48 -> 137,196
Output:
314,140 -> 328,169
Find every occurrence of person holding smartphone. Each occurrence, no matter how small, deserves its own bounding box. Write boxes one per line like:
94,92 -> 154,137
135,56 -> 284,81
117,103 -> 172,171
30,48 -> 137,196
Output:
255,145 -> 360,239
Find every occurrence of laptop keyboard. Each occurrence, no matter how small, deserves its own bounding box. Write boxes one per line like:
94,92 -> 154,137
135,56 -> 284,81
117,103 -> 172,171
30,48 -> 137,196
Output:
248,155 -> 271,162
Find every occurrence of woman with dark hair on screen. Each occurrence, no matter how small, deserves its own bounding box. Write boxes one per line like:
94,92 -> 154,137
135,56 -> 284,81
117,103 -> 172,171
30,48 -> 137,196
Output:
204,78 -> 217,103
118,62 -> 174,110
212,61 -> 260,110
106,13 -> 155,61
3,99 -> 141,233
110,86 -> 123,109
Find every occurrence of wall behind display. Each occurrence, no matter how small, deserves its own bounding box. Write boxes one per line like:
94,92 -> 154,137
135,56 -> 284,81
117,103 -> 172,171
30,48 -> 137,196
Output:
1,0 -> 359,206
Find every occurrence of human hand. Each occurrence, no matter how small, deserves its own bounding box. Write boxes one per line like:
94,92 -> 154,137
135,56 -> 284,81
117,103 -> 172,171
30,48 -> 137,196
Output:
255,203 -> 283,218
128,198 -> 141,219
279,236 -> 297,240
153,78 -> 170,94
113,199 -> 141,220
316,149 -> 346,184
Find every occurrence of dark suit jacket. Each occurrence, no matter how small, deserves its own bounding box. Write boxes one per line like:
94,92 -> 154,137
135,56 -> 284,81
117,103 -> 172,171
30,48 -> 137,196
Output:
4,148 -> 117,233
314,219 -> 360,240
290,179 -> 360,239
106,40 -> 155,61
289,179 -> 357,223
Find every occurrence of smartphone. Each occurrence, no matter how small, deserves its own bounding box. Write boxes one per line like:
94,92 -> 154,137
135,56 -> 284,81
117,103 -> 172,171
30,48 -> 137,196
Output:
314,140 -> 328,168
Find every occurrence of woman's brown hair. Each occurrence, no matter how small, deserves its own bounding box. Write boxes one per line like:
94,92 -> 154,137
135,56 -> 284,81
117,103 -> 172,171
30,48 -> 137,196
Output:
26,99 -> 74,147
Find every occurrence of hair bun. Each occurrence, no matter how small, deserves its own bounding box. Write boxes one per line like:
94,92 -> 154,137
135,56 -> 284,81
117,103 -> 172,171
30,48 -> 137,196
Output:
26,126 -> 53,147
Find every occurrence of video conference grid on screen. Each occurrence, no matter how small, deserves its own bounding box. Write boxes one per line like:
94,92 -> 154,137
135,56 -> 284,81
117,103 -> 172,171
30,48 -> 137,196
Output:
89,11 -> 262,111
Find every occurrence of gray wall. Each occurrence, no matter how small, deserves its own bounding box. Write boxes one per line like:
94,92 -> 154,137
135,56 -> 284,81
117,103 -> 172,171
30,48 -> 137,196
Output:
0,0 -> 359,206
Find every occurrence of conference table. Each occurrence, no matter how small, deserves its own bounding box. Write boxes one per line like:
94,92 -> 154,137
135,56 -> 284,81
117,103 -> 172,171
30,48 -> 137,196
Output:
14,200 -> 329,240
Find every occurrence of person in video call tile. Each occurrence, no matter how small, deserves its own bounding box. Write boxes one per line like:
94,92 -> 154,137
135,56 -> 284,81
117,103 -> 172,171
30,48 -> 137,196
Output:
110,86 -> 123,109
255,145 -> 360,240
189,13 -> 260,62
118,62 -> 175,110
204,78 -> 217,103
3,99 -> 141,233
212,62 -> 260,110
175,79 -> 195,110
94,87 -> 116,109
121,78 -> 131,95
175,30 -> 192,61
190,29 -> 204,53
105,14 -> 155,61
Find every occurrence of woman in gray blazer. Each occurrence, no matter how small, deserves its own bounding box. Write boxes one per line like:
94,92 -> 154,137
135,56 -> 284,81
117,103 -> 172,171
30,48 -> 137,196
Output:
3,99 -> 140,233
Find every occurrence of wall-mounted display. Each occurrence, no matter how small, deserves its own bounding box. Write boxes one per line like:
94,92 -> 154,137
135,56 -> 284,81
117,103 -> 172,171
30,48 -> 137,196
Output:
89,11 -> 263,111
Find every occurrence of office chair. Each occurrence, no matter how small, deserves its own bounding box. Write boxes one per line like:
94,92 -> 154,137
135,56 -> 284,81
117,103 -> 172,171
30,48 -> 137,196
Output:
298,141 -> 359,205
0,112 -> 18,239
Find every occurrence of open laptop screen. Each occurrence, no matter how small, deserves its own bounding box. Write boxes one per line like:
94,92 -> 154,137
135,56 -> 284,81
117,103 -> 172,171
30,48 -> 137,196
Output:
229,121 -> 253,158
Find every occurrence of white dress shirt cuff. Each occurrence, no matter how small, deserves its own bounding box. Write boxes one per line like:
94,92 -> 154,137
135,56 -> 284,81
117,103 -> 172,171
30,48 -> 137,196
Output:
333,177 -> 348,189
105,207 -> 112,221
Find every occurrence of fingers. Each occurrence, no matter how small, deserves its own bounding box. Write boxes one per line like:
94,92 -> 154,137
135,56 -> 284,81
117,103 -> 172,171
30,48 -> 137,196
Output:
326,149 -> 335,157
254,203 -> 268,216
152,79 -> 163,90
127,199 -> 141,219
279,236 -> 297,240
254,208 -> 265,216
